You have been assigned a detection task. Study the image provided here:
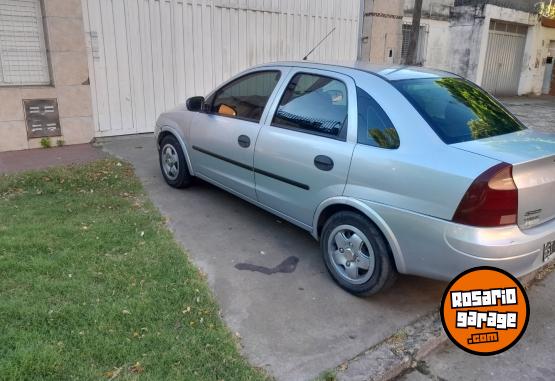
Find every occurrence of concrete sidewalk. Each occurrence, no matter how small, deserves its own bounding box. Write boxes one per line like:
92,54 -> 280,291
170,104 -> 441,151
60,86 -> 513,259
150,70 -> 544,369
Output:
0,143 -> 106,174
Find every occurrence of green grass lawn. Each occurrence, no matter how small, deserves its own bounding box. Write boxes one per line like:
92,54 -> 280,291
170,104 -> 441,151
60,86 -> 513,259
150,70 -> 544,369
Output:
0,160 -> 267,381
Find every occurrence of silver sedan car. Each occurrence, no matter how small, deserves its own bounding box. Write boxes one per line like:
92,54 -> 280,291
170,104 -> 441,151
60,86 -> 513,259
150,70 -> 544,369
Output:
154,61 -> 555,295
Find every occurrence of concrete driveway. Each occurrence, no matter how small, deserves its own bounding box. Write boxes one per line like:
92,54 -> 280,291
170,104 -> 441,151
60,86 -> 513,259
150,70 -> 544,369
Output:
101,135 -> 445,381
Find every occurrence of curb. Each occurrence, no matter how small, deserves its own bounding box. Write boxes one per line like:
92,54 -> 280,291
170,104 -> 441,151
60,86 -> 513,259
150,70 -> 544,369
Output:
332,262 -> 555,381
334,311 -> 447,381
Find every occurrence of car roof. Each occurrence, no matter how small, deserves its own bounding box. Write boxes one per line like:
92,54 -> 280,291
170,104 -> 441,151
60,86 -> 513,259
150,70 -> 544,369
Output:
256,60 -> 459,82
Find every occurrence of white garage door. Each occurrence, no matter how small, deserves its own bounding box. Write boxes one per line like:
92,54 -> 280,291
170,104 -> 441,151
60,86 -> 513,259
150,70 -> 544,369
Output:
481,20 -> 527,96
82,0 -> 362,137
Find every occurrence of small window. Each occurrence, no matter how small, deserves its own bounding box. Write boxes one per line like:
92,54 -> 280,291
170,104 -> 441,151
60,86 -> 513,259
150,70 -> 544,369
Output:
357,88 -> 399,149
0,0 -> 50,86
272,73 -> 348,138
209,71 -> 281,122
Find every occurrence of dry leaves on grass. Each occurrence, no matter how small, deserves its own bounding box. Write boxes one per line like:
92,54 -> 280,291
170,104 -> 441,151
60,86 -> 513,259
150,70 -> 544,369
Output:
129,362 -> 144,374
103,362 -> 144,379
103,366 -> 122,380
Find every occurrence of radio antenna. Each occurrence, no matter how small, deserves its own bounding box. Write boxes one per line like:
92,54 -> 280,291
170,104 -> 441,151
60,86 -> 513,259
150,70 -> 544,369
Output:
302,27 -> 336,61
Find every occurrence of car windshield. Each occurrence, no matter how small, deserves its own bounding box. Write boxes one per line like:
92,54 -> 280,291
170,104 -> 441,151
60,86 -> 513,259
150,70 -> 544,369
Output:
393,77 -> 526,144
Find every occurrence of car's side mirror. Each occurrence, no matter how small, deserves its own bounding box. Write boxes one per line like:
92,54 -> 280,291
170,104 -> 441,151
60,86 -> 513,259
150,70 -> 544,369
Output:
186,96 -> 205,112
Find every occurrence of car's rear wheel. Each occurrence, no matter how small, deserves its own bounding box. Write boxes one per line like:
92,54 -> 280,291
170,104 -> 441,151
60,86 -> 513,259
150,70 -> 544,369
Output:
159,135 -> 193,188
321,211 -> 397,296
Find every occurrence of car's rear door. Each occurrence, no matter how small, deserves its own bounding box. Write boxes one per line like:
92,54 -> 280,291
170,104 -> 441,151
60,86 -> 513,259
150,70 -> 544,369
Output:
254,68 -> 357,227
190,68 -> 286,200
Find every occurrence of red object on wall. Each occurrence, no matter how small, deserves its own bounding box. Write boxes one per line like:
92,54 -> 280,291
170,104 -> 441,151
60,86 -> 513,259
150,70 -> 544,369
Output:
541,16 -> 555,28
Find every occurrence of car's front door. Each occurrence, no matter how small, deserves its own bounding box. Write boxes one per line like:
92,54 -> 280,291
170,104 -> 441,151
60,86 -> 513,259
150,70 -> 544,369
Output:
190,69 -> 285,200
254,69 -> 358,227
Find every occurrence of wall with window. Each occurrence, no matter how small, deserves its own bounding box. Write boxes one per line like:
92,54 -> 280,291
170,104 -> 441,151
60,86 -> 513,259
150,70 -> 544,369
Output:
401,16 -> 451,69
0,0 -> 94,152
361,0 -> 405,64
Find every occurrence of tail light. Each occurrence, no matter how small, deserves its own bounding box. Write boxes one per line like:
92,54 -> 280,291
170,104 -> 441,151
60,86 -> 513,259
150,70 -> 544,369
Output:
453,163 -> 518,227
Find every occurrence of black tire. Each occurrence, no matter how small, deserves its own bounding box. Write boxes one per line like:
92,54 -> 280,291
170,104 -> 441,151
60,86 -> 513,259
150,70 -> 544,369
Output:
158,135 -> 193,188
320,211 -> 397,296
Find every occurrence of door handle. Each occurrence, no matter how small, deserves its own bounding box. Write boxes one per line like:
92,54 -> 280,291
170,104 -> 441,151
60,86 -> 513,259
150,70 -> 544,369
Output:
238,135 -> 250,148
314,155 -> 334,171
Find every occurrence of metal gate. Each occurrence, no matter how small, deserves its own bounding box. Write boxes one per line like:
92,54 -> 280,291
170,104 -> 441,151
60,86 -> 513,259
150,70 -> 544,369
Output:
481,21 -> 527,96
81,0 -> 361,137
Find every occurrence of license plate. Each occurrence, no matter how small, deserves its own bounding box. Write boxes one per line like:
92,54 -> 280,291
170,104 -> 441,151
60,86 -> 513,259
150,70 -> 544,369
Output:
544,240 -> 555,262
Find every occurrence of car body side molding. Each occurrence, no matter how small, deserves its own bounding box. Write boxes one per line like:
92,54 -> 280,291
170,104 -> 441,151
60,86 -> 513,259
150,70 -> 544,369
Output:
192,145 -> 310,190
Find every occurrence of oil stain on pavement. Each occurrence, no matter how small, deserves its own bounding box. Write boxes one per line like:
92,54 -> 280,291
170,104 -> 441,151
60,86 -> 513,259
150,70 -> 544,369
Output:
235,256 -> 299,275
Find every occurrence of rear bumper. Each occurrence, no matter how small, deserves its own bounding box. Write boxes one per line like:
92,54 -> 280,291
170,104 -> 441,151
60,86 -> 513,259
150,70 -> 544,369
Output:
442,219 -> 555,279
366,201 -> 555,281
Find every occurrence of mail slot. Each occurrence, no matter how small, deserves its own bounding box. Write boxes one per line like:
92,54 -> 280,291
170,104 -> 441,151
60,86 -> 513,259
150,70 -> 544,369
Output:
23,99 -> 61,139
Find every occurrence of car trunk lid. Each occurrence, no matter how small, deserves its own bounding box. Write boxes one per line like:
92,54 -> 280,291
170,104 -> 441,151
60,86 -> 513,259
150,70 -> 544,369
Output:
452,130 -> 555,229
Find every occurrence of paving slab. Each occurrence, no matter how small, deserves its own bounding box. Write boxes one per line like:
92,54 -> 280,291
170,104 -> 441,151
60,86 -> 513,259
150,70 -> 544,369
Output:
100,135 -> 445,381
0,143 -> 106,174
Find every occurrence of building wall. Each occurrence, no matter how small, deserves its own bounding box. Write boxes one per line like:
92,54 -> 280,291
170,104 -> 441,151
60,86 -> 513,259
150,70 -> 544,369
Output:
402,16 -> 451,69
361,0 -> 404,64
406,1 -> 555,95
447,5 -> 487,82
477,5 -> 536,94
519,22 -> 555,94
404,0 -> 453,20
0,0 -> 94,152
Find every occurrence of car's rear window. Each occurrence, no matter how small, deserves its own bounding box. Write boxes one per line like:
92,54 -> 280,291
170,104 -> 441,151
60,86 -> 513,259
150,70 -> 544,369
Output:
393,77 -> 526,144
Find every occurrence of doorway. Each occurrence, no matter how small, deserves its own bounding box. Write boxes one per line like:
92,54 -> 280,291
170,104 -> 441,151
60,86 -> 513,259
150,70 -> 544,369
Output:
482,21 -> 528,96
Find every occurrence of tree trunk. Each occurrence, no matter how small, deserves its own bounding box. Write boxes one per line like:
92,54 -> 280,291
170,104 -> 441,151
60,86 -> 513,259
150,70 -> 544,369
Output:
405,0 -> 423,65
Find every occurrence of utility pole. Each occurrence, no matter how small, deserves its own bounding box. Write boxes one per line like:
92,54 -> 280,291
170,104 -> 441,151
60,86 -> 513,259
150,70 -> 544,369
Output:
405,0 -> 423,65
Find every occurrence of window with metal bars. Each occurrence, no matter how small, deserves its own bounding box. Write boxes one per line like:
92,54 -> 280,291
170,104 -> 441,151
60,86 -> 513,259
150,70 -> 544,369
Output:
0,0 -> 50,86
401,23 -> 428,65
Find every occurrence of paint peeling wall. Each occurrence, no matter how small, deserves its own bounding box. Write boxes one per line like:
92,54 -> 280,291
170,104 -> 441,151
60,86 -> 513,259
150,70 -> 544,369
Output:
404,0 -> 453,20
447,5 -> 487,81
402,16 -> 451,70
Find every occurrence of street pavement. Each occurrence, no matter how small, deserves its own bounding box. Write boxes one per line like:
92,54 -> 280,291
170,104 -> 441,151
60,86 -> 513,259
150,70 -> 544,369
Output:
398,269 -> 555,381
501,95 -> 555,134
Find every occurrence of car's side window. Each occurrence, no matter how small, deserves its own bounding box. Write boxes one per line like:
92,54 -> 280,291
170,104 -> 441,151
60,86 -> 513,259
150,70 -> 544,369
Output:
272,73 -> 348,139
209,71 -> 281,122
356,87 -> 399,149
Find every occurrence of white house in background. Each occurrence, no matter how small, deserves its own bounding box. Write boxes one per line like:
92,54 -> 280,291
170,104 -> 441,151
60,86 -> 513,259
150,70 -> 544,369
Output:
403,0 -> 555,96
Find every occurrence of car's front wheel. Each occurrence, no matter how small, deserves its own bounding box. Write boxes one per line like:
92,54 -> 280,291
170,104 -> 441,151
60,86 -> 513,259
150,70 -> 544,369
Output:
321,211 -> 397,296
159,135 -> 193,188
